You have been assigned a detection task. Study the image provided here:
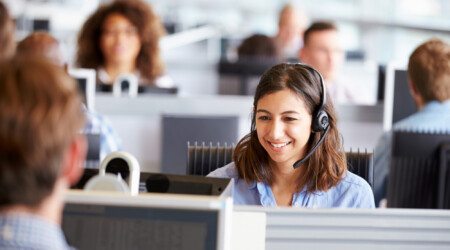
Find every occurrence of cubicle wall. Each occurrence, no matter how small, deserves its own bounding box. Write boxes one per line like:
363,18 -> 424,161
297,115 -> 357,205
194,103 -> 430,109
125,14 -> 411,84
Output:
95,94 -> 384,172
235,206 -> 450,250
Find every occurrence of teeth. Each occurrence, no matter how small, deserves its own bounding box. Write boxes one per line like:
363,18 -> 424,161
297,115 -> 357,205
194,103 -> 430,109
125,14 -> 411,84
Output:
271,142 -> 289,148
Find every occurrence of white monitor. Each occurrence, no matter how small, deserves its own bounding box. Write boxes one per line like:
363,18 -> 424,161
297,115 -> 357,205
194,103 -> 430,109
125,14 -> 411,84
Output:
62,190 -> 232,250
382,63 -> 417,131
68,68 -> 96,111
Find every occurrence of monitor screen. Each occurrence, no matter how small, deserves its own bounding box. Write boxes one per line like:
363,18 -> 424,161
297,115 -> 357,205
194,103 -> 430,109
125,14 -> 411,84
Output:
383,64 -> 417,131
68,68 -> 96,111
62,191 -> 232,250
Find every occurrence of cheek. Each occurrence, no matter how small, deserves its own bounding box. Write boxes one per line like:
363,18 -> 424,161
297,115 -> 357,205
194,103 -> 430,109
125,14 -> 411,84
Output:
130,36 -> 142,53
100,36 -> 112,53
288,122 -> 312,144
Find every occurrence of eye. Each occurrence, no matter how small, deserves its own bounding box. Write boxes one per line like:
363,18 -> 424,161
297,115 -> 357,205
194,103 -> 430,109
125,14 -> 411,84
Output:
257,115 -> 270,121
284,117 -> 297,122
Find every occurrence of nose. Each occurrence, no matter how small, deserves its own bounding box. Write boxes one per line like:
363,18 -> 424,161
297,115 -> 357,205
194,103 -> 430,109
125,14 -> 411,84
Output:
268,119 -> 284,140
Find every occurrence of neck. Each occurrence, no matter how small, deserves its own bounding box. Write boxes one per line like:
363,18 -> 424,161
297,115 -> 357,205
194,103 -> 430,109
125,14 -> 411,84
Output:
1,179 -> 67,225
270,161 -> 302,190
103,61 -> 136,83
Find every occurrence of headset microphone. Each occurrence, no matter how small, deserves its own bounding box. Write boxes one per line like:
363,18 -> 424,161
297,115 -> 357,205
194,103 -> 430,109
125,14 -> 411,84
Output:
293,64 -> 329,169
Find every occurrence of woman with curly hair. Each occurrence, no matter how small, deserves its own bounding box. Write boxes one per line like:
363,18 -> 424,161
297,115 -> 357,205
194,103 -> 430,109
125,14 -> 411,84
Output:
76,0 -> 172,87
209,63 -> 374,208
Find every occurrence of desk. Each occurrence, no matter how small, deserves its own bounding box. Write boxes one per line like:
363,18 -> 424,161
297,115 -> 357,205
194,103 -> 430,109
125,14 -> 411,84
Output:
96,94 -> 384,172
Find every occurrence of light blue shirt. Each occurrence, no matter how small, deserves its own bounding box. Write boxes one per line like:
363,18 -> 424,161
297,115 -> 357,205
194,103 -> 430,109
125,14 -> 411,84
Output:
83,108 -> 121,162
0,212 -> 73,250
208,162 -> 374,208
373,100 -> 450,205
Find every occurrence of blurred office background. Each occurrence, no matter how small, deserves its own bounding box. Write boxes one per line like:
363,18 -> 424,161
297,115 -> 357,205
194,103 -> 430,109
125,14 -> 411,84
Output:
2,0 -> 449,99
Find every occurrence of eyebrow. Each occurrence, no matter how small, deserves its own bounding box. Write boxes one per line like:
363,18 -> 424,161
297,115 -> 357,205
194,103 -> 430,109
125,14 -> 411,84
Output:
256,109 -> 300,115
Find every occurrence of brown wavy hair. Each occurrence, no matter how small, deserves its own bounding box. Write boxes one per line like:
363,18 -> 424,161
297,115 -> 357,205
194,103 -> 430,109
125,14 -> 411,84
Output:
76,0 -> 166,84
233,63 -> 346,193
0,2 -> 15,60
0,56 -> 84,207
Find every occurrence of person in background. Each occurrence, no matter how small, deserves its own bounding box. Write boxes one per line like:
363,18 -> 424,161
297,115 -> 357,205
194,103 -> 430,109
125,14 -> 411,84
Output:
17,32 -> 122,162
238,34 -> 280,60
373,39 -> 450,206
0,2 -> 15,60
76,0 -> 173,88
299,21 -> 355,104
273,4 -> 309,61
0,56 -> 86,249
208,63 -> 374,208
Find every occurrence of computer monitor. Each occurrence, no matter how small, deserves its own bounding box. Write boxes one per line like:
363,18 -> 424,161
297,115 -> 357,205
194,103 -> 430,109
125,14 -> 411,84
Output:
382,63 -> 417,131
63,190 -> 232,250
68,68 -> 96,111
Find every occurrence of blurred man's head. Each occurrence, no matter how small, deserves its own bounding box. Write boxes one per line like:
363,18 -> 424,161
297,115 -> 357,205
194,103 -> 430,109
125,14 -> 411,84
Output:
0,2 -> 16,60
407,39 -> 450,108
276,4 -> 308,46
17,32 -> 65,68
0,56 -> 86,214
299,22 -> 344,83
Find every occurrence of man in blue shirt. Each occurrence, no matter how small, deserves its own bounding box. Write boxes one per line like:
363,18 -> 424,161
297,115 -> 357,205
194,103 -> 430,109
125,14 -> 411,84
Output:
0,57 -> 87,249
374,39 -> 450,206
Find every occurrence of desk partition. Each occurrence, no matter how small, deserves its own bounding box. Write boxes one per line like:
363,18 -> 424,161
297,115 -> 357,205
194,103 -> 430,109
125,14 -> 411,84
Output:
235,206 -> 450,250
95,95 -> 384,172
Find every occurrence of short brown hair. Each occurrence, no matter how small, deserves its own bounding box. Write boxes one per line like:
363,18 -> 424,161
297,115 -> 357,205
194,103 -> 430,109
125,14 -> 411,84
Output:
303,21 -> 337,46
17,32 -> 64,66
0,2 -> 15,60
233,63 -> 346,193
238,34 -> 279,59
76,0 -> 166,84
0,56 -> 85,207
408,39 -> 450,102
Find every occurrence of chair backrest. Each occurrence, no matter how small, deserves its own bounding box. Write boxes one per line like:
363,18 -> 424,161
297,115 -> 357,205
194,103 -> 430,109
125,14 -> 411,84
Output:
186,142 -> 374,190
187,141 -> 236,175
387,131 -> 450,209
161,115 -> 239,175
346,149 -> 374,190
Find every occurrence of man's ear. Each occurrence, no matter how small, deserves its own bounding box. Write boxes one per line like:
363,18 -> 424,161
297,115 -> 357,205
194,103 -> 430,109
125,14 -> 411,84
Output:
408,78 -> 424,109
298,47 -> 305,62
61,134 -> 88,186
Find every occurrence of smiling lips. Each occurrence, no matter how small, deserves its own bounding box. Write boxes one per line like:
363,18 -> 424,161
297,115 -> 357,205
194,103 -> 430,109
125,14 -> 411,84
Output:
268,141 -> 292,151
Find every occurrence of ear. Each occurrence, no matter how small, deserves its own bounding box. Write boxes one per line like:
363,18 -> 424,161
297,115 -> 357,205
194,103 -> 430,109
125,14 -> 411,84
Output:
61,134 -> 88,186
298,47 -> 305,61
408,78 -> 424,109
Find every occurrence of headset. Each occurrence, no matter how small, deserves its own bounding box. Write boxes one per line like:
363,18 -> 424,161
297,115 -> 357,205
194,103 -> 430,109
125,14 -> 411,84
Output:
293,63 -> 330,169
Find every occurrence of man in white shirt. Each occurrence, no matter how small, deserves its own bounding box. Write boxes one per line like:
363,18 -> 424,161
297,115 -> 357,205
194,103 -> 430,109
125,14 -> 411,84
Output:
299,21 -> 355,104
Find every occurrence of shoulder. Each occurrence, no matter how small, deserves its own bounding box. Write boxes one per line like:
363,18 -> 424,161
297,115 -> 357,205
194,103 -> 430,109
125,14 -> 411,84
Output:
207,162 -> 240,179
330,171 -> 375,208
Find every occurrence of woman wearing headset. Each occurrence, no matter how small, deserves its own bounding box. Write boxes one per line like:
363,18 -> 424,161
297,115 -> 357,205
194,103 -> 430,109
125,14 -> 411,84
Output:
209,63 -> 374,208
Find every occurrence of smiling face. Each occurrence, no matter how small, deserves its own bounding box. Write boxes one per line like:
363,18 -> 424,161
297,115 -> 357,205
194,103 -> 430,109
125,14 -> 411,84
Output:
100,13 -> 141,67
256,89 -> 313,169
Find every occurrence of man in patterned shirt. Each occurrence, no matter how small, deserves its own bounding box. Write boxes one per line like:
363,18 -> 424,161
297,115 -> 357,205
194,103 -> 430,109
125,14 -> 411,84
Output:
0,56 -> 87,249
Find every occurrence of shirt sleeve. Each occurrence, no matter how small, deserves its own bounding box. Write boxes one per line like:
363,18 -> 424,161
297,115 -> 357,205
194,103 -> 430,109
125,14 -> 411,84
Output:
83,111 -> 122,161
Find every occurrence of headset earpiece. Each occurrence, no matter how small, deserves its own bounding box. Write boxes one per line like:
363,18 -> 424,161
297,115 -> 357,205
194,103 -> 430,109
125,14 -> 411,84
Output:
312,110 -> 329,132
293,63 -> 330,169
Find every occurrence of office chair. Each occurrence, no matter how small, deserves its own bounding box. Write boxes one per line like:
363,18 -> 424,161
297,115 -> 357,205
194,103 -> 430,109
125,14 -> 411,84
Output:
387,131 -> 450,209
186,141 -> 374,190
